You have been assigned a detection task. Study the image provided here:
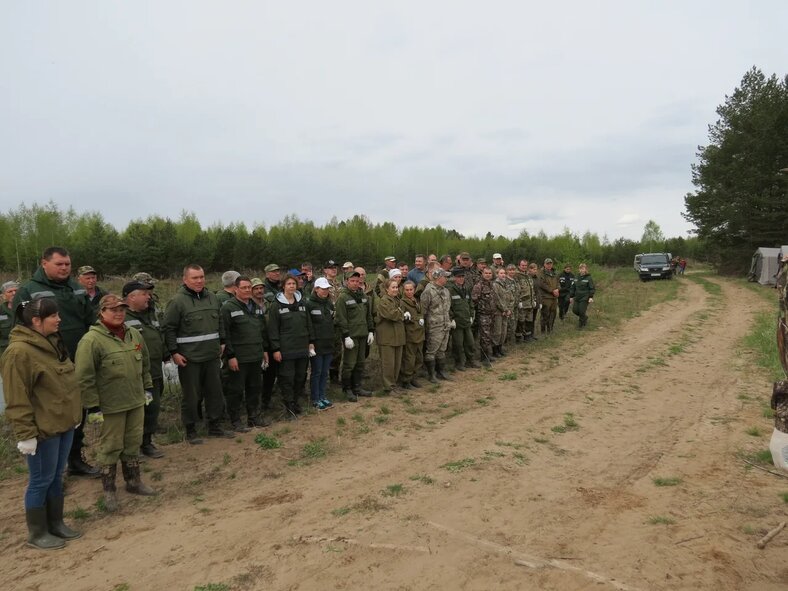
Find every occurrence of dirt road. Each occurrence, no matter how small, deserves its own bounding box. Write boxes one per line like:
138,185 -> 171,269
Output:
1,276 -> 786,591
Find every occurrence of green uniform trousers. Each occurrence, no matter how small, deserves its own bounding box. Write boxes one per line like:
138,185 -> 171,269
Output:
98,405 -> 144,466
278,357 -> 308,406
143,376 -> 163,438
226,360 -> 263,420
378,344 -> 403,390
400,341 -> 423,383
572,299 -> 591,326
341,337 -> 367,388
178,359 -> 224,427
492,314 -> 508,346
451,326 -> 476,365
541,298 -> 557,332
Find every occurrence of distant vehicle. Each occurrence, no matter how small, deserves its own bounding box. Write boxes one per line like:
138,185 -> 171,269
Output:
633,254 -> 642,272
636,253 -> 673,281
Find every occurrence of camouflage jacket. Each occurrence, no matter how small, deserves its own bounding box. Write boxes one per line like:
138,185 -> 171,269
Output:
472,278 -> 498,315
420,282 -> 451,328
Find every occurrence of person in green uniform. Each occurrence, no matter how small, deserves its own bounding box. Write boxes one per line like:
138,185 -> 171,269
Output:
504,265 -> 520,347
76,266 -> 107,310
221,276 -> 270,429
305,277 -> 335,409
1,297 -> 83,550
75,295 -> 157,512
399,281 -> 425,388
569,263 -> 596,329
13,246 -> 98,478
492,268 -> 513,357
123,280 -> 166,458
0,280 -> 19,355
216,270 -> 240,305
538,258 -> 560,334
267,275 -> 315,417
375,278 -> 406,393
514,260 -> 534,342
447,268 -> 479,370
558,264 -> 575,320
163,264 -> 233,443
335,271 -> 375,401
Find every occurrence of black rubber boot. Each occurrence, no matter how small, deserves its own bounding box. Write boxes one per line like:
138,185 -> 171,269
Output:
425,360 -> 438,383
68,450 -> 100,478
186,424 -> 203,445
140,433 -> 165,459
435,360 -> 452,381
46,496 -> 81,540
466,358 -> 482,369
101,464 -> 119,512
26,507 -> 65,550
453,358 -> 466,372
499,346 -> 508,357
121,460 -> 157,496
207,422 -> 234,438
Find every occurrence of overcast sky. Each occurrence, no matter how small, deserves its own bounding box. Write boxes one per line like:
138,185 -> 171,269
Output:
2,1 -> 787,241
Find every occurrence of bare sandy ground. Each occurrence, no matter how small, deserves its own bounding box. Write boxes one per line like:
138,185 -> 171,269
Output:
1,276 -> 786,591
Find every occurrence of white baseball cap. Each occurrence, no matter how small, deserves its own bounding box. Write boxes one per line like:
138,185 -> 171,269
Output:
314,277 -> 331,289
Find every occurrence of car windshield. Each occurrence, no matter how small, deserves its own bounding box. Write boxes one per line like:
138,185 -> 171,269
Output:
641,255 -> 667,264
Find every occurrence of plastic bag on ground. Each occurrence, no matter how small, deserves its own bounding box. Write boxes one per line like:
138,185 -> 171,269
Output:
769,428 -> 788,473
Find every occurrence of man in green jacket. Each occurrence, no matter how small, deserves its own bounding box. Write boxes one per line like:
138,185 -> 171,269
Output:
124,280 -> 166,458
163,264 -> 232,443
76,265 -> 108,310
569,263 -> 596,329
221,276 -> 270,430
447,268 -> 479,370
335,271 -> 374,400
538,258 -> 560,334
216,270 -> 240,305
13,246 -> 98,477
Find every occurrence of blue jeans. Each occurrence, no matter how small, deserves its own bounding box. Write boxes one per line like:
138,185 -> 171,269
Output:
25,429 -> 74,509
310,353 -> 333,403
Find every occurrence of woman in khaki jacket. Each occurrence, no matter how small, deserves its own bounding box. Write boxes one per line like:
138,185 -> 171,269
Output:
75,294 -> 155,512
0,298 -> 82,550
375,279 -> 406,393
399,281 -> 425,389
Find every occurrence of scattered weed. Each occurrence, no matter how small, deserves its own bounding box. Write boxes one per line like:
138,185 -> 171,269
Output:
332,506 -> 352,517
95,496 -> 109,513
652,477 -> 682,487
495,440 -> 524,450
499,372 -> 518,381
254,433 -> 282,450
745,426 -> 763,437
533,437 -> 549,444
336,417 -> 346,426
374,415 -> 389,425
351,413 -> 364,423
780,492 -> 788,504
409,474 -> 434,485
302,438 -> 328,459
273,426 -> 292,436
512,452 -> 528,465
382,483 -> 405,497
483,450 -> 505,458
379,405 -> 391,415
475,398 -> 490,406
113,585 -> 130,591
194,584 -> 230,591
648,515 -> 675,525
66,506 -> 91,520
222,453 -> 231,465
441,458 -> 476,473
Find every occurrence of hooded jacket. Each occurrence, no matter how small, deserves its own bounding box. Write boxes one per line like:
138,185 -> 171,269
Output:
13,267 -> 95,359
305,291 -> 335,355
125,306 -> 165,380
400,295 -> 425,344
220,297 -> 268,363
375,293 -> 406,346
0,325 -> 81,441
75,322 -> 153,413
162,285 -> 224,363
267,291 -> 314,360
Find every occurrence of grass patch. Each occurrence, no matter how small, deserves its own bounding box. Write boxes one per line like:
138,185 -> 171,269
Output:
194,584 -> 230,591
254,433 -> 282,450
409,474 -> 434,485
533,437 -> 549,444
780,492 -> 788,503
512,452 -> 528,465
499,372 -> 518,381
745,426 -> 763,437
302,438 -> 328,459
743,449 -> 773,465
379,405 -> 391,415
336,417 -> 346,426
374,415 -> 389,424
331,506 -> 352,517
95,496 -> 109,513
441,458 -> 476,473
66,506 -> 91,520
742,310 -> 784,381
475,398 -> 490,406
273,426 -> 291,436
382,483 -> 406,497
648,515 -> 676,525
652,476 -> 682,487
495,440 -> 524,450
351,413 -> 364,423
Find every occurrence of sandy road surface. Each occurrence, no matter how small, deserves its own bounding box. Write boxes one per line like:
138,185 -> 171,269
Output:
1,276 -> 786,591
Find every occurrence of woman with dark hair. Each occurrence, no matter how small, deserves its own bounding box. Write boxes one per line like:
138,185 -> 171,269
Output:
75,294 -> 156,512
268,275 -> 315,417
0,298 -> 82,550
375,278 -> 406,393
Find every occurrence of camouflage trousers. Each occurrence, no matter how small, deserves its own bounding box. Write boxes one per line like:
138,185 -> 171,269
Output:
424,323 -> 449,361
492,313 -> 508,346
478,313 -> 494,356
516,307 -> 533,338
541,298 -> 557,333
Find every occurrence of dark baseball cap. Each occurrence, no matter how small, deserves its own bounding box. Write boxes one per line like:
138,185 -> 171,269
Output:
122,281 -> 154,297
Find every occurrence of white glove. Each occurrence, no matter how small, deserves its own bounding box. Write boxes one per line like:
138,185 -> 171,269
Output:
17,438 -> 37,456
308,345 -> 316,357
144,391 -> 153,406
539,304 -> 543,310
588,298 -> 594,303
163,361 -> 180,384
344,337 -> 355,350
367,332 -> 375,346
518,302 -> 523,309
418,318 -> 424,327
261,359 -> 269,370
403,311 -> 412,321
449,320 -> 456,330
